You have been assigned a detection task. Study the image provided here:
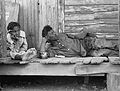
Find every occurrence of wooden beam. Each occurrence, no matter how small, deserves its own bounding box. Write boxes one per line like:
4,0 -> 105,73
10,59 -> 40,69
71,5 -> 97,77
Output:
0,63 -> 76,76
75,63 -> 120,75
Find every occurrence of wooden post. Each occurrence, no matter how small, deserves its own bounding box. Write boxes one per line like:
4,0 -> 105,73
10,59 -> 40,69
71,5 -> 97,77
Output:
107,73 -> 120,91
84,76 -> 89,84
0,0 -> 7,58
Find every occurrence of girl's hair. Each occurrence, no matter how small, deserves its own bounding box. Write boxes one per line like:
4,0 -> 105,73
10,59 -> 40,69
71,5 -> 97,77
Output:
42,25 -> 52,37
7,22 -> 21,30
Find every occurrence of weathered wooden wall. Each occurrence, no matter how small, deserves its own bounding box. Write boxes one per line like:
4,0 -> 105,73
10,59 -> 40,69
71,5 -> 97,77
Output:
38,0 -> 58,48
4,0 -> 119,49
5,0 -> 58,49
5,0 -> 39,49
64,0 -> 119,39
0,0 -> 7,57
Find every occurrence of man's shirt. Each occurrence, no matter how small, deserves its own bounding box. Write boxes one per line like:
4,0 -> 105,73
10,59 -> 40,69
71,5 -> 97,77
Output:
45,33 -> 87,57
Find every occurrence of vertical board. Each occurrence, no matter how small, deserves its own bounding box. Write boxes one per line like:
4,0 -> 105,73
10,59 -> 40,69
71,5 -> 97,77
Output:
118,0 -> 120,58
5,2 -> 19,27
107,73 -> 120,91
58,0 -> 65,33
8,0 -> 39,49
38,0 -> 47,49
46,0 -> 58,32
38,0 -> 58,48
0,0 -> 7,57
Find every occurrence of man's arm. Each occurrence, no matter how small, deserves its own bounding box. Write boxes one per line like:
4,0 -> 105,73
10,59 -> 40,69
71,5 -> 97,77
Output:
67,31 -> 88,39
40,37 -> 47,52
67,30 -> 96,39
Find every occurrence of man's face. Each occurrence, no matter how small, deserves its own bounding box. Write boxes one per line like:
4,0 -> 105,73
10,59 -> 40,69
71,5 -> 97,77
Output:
47,30 -> 57,40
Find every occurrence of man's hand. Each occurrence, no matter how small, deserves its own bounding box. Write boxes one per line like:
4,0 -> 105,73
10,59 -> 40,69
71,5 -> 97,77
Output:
39,52 -> 48,59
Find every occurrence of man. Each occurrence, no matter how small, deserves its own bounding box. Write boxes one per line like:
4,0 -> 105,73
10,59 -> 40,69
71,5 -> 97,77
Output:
7,22 -> 37,61
39,25 -> 118,59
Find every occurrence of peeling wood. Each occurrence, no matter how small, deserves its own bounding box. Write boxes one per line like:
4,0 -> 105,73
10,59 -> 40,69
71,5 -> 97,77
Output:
0,0 -> 7,57
65,24 -> 118,33
58,0 -> 65,33
65,5 -> 118,14
65,0 -> 118,5
65,11 -> 118,21
65,19 -> 119,26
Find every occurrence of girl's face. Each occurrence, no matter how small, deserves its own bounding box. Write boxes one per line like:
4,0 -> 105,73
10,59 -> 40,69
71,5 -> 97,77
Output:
11,26 -> 20,35
13,26 -> 20,32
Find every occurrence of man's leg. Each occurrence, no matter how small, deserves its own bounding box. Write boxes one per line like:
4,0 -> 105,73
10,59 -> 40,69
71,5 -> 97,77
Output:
94,38 -> 118,50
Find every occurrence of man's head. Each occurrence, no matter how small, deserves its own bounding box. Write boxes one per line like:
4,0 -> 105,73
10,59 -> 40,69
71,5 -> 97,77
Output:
42,25 -> 57,40
7,22 -> 21,33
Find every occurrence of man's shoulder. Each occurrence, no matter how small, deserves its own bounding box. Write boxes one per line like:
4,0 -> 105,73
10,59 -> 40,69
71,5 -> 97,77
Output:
20,30 -> 26,37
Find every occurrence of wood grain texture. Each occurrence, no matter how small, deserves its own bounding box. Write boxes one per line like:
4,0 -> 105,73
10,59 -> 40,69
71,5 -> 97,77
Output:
65,11 -> 118,20
107,73 -> 120,91
65,19 -> 118,26
0,0 -> 7,57
58,0 -> 65,33
65,5 -> 118,14
75,62 -> 120,75
38,0 -> 58,48
65,24 -> 118,33
64,0 -> 119,39
7,0 -> 39,49
5,2 -> 19,27
118,0 -> 120,57
65,0 -> 118,5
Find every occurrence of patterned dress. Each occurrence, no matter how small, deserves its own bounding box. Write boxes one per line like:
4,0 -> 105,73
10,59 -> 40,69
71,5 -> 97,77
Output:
7,30 -> 28,58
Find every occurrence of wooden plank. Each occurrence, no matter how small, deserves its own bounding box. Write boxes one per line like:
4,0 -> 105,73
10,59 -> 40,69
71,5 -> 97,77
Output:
46,0 -> 58,32
0,60 -> 104,76
65,0 -> 118,5
65,11 -> 118,21
34,0 -> 39,49
118,0 -> 120,57
65,5 -> 118,14
31,0 -> 36,48
58,0 -> 65,32
27,0 -> 33,48
75,63 -> 120,75
65,24 -> 118,33
65,19 -> 119,26
107,73 -> 120,91
0,0 -> 7,57
38,0 -> 47,48
0,63 -> 76,76
16,0 -> 24,30
5,2 -> 19,27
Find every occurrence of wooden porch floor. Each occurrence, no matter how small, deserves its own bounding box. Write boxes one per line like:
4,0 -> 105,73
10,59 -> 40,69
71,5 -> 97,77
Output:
0,57 -> 120,76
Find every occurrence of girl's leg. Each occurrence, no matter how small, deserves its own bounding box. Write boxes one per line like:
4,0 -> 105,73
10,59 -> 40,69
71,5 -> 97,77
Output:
22,48 -> 37,61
